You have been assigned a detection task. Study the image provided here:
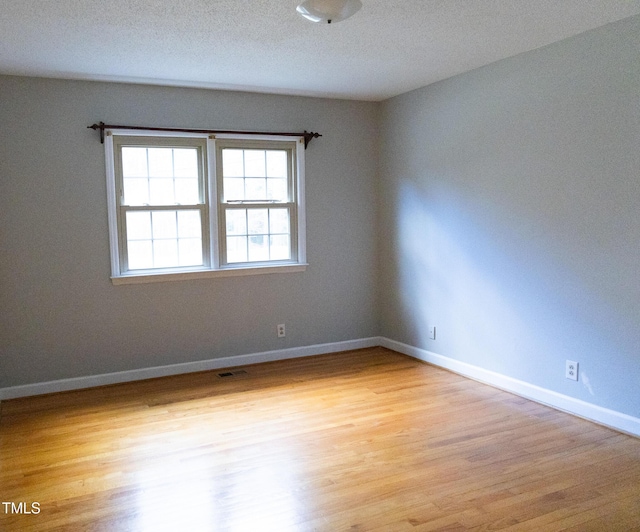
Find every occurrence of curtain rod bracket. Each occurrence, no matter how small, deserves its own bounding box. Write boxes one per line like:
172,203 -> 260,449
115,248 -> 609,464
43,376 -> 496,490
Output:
88,122 -> 106,144
303,131 -> 322,149
87,123 -> 321,148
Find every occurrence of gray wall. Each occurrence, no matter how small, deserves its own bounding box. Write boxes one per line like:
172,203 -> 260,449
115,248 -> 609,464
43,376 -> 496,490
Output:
3,15 -> 639,421
0,77 -> 379,387
378,15 -> 640,418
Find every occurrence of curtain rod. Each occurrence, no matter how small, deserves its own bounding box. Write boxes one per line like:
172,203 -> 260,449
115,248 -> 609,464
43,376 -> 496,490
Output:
87,122 -> 321,148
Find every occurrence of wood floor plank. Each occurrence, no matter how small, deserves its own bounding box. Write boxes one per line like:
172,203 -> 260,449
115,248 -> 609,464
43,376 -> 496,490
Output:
1,347 -> 639,531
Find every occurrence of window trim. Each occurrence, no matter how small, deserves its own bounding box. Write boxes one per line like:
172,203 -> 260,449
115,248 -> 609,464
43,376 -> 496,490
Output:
104,129 -> 307,284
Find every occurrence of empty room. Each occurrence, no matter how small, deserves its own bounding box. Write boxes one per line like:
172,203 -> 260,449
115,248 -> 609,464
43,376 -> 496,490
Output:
1,1 -> 639,530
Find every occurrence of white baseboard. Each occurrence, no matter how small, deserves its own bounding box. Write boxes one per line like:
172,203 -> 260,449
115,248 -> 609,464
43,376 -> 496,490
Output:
2,335 -> 638,438
0,337 -> 381,400
380,337 -> 640,438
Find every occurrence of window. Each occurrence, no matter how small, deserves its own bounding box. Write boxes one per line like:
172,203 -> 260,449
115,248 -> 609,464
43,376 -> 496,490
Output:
105,130 -> 306,284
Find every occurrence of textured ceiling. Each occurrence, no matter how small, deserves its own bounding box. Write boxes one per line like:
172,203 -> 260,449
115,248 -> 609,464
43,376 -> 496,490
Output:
1,0 -> 640,101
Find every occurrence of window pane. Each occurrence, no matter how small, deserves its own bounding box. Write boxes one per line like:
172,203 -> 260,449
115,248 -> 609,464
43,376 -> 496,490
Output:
245,178 -> 266,200
178,238 -> 203,266
123,178 -> 150,205
177,210 -> 202,239
226,209 -> 247,236
125,210 -> 203,270
173,149 -> 198,178
227,236 -> 248,263
266,151 -> 287,178
224,207 -> 292,264
224,178 -> 244,201
153,239 -> 178,268
247,209 -> 268,235
175,178 -> 199,205
122,146 -> 202,207
223,149 -> 244,177
244,150 -> 266,177
148,148 -> 173,178
248,235 -> 269,261
126,211 -> 152,240
152,211 -> 178,239
269,208 -> 289,235
127,240 -> 153,270
266,179 -> 287,201
149,178 -> 175,204
122,147 -> 148,178
270,235 -> 290,260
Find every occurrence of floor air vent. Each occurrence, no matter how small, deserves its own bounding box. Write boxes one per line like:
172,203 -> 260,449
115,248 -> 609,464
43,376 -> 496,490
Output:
217,369 -> 248,378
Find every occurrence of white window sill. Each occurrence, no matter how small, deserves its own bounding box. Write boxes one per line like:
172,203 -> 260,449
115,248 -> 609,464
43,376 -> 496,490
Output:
111,264 -> 308,285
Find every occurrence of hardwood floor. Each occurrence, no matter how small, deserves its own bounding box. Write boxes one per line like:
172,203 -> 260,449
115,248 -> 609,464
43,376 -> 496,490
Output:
1,347 -> 639,531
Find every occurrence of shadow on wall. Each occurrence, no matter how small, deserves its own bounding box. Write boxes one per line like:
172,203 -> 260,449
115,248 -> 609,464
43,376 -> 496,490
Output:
394,179 -> 638,413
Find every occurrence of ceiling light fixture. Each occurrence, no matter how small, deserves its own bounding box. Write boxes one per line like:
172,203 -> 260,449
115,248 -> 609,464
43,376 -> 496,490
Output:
296,0 -> 362,24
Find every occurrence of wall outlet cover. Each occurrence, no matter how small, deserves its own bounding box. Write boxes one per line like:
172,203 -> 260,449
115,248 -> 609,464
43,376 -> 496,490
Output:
566,360 -> 578,381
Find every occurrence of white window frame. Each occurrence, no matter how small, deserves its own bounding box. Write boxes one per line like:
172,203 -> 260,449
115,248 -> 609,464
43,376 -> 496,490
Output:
105,129 -> 307,284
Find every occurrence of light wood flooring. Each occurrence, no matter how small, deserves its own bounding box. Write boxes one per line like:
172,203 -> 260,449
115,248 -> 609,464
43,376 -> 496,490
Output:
1,347 -> 639,531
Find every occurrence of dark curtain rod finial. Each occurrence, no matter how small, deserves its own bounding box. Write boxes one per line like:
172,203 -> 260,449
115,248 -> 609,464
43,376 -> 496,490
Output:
303,131 -> 322,149
88,121 -> 106,144
87,122 -> 321,149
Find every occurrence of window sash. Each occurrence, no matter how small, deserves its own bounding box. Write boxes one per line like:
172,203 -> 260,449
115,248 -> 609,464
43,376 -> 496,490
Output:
113,136 -> 210,274
118,204 -> 210,272
114,136 -> 208,205
215,139 -> 299,267
220,203 -> 297,266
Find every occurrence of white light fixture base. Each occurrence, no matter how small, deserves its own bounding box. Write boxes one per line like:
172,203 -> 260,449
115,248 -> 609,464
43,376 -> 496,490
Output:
296,0 -> 362,24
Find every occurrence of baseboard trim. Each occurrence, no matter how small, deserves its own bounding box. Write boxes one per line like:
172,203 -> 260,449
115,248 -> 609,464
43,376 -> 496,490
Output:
379,337 -> 640,438
0,337 -> 381,400
3,336 -> 638,438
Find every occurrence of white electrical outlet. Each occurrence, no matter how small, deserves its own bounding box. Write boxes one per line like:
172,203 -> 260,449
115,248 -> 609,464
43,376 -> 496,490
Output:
277,324 -> 286,338
429,326 -> 436,340
566,360 -> 578,381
